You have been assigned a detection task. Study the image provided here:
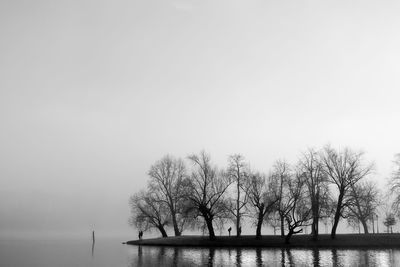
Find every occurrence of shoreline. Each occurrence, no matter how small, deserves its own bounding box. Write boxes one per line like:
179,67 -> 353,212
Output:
126,234 -> 400,249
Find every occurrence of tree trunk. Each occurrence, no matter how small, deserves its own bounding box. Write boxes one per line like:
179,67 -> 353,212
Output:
236,180 -> 240,237
331,192 -> 344,239
331,211 -> 340,239
236,210 -> 240,237
285,229 -> 294,244
280,214 -> 285,237
204,216 -> 216,240
361,219 -> 369,234
256,210 -> 263,239
171,211 -> 181,236
310,197 -> 319,240
311,211 -> 318,240
158,225 -> 168,237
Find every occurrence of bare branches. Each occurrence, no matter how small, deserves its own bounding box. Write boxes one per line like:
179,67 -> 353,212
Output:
246,172 -> 278,239
147,155 -> 190,236
129,190 -> 170,237
226,154 -> 249,236
128,146 -> 383,241
297,148 -> 330,240
389,154 -> 400,214
186,151 -> 232,240
345,181 -> 381,233
321,145 -> 374,238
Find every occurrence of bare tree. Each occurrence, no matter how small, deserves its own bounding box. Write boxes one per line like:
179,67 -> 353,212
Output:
389,154 -> 400,215
321,146 -> 373,239
346,216 -> 362,233
383,213 -> 396,233
246,172 -> 278,239
297,148 -> 330,240
345,181 -> 380,234
267,212 -> 281,235
148,155 -> 189,236
186,151 -> 232,240
226,154 -> 249,237
270,160 -> 292,237
129,190 -> 169,237
284,171 -> 312,244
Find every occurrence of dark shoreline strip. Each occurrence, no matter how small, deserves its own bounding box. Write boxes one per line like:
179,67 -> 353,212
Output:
125,234 -> 400,249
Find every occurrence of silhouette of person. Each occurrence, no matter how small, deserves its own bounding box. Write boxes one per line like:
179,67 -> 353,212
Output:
238,226 -> 242,236
228,227 -> 232,236
139,230 -> 143,240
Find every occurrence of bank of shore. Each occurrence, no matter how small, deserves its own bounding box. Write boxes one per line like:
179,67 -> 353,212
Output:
126,234 -> 400,248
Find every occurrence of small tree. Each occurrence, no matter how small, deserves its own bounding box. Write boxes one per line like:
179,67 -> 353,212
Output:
129,190 -> 169,237
383,213 -> 396,233
267,212 -> 281,235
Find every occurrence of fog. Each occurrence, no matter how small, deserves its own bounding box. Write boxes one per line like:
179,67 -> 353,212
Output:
0,0 -> 399,240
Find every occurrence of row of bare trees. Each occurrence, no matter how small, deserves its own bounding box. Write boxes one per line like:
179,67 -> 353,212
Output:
130,146 -> 396,243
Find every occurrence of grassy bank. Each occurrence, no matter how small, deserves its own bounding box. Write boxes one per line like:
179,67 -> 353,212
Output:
126,234 -> 400,248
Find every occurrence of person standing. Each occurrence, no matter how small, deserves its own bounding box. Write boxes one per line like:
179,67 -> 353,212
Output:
228,227 -> 232,237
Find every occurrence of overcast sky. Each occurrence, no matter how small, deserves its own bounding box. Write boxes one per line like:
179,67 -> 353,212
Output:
1,0 -> 399,240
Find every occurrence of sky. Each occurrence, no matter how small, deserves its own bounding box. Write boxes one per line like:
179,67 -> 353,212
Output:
0,0 -> 400,240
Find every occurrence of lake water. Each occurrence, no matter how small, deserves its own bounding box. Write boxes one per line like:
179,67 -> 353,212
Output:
1,238 -> 400,267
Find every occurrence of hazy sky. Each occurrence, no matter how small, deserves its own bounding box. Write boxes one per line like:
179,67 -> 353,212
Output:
1,0 -> 399,239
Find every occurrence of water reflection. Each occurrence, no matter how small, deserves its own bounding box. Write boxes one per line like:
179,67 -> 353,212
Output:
128,246 -> 400,267
256,248 -> 262,266
91,240 -> 95,258
312,248 -> 320,267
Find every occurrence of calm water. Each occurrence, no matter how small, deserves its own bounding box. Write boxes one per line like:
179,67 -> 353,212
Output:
1,239 -> 400,267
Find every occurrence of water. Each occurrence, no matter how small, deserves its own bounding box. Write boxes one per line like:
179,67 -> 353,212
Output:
1,239 -> 400,267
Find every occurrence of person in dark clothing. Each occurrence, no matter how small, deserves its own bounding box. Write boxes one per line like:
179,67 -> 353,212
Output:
138,230 -> 143,240
228,227 -> 232,236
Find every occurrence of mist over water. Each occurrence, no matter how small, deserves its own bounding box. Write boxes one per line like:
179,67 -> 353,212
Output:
1,238 -> 400,267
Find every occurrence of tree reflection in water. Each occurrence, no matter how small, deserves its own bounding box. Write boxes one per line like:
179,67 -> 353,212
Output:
312,248 -> 320,267
208,248 -> 215,267
256,248 -> 262,266
129,246 -> 400,267
235,248 -> 242,266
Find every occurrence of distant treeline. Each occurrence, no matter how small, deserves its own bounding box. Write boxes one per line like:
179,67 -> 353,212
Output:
129,146 -> 400,243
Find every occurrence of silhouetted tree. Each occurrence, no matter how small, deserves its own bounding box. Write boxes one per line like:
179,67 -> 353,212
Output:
389,154 -> 400,215
297,148 -> 330,240
246,172 -> 278,239
270,160 -> 292,237
267,212 -> 281,235
345,181 -> 380,233
383,213 -> 396,233
186,151 -> 232,240
129,190 -> 169,237
321,146 -> 373,239
148,155 -> 189,236
226,154 -> 249,237
284,171 -> 312,244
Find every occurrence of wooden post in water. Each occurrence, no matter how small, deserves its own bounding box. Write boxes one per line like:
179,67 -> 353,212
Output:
91,230 -> 95,258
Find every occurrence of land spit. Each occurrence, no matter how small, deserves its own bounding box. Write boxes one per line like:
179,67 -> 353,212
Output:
126,234 -> 400,248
